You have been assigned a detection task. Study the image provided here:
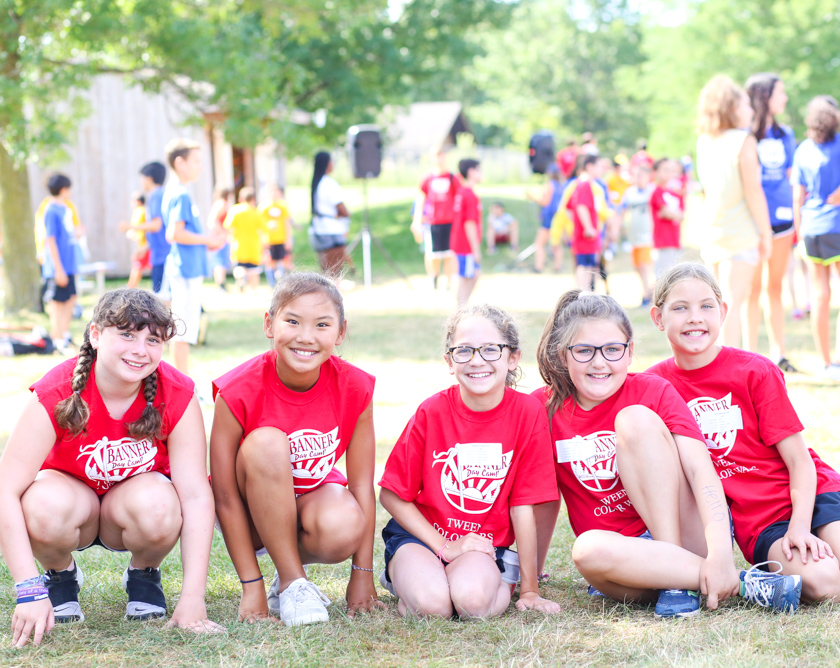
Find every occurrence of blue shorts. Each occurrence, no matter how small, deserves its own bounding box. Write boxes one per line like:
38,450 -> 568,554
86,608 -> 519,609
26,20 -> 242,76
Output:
212,243 -> 232,270
381,518 -> 509,583
456,254 -> 480,278
151,264 -> 166,294
575,253 -> 598,267
753,491 -> 840,567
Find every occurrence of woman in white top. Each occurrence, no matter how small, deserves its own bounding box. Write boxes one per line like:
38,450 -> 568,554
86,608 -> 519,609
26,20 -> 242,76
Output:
310,151 -> 352,276
696,75 -> 773,349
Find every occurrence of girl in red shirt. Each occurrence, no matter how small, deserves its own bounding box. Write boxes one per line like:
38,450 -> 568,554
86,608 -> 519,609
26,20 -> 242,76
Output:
534,290 -> 800,618
379,304 -> 560,619
210,272 -> 380,626
0,289 -> 221,648
649,262 -> 840,604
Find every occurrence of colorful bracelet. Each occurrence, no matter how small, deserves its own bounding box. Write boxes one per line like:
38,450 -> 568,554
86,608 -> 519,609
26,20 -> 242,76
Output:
351,564 -> 374,572
15,575 -> 48,605
437,539 -> 450,564
240,575 -> 264,584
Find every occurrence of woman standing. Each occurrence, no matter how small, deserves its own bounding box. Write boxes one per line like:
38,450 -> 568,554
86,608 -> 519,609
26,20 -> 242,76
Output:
696,75 -> 773,348
744,74 -> 798,372
526,164 -> 564,273
310,151 -> 352,278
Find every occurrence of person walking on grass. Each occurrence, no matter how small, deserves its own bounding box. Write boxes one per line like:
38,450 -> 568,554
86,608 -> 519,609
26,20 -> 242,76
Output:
224,187 -> 266,293
310,151 -> 354,285
526,163 -> 563,273
378,304 -> 560,619
261,184 -> 294,288
0,289 -> 223,648
210,272 -> 381,626
451,158 -> 483,306
137,161 -> 170,296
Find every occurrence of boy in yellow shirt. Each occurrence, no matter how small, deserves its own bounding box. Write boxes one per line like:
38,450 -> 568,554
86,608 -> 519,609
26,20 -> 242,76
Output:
224,187 -> 266,291
260,184 -> 294,287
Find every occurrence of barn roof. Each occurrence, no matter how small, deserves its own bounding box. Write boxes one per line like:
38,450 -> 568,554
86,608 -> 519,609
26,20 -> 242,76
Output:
384,101 -> 473,155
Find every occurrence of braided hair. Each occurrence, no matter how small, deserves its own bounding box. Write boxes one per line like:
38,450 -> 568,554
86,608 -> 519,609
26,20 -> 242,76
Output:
54,288 -> 177,439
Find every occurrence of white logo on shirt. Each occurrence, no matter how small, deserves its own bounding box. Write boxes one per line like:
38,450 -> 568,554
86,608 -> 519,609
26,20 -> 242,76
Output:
687,394 -> 743,457
77,436 -> 158,490
556,431 -> 619,492
432,443 -> 511,515
288,427 -> 340,490
757,137 -> 787,170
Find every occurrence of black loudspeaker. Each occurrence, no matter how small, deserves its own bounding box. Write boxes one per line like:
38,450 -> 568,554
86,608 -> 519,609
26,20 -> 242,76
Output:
347,125 -> 382,178
529,130 -> 556,174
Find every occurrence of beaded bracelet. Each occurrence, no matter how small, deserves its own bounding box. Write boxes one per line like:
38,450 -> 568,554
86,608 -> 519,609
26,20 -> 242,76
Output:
15,575 -> 48,605
240,575 -> 264,584
351,564 -> 374,572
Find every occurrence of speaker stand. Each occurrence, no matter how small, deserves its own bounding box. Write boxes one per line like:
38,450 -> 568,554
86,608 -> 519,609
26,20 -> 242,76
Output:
346,177 -> 412,289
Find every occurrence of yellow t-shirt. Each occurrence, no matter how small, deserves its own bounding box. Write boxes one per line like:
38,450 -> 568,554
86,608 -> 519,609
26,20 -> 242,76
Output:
130,205 -> 147,246
224,202 -> 266,265
35,197 -> 81,261
606,173 -> 630,206
260,200 -> 290,245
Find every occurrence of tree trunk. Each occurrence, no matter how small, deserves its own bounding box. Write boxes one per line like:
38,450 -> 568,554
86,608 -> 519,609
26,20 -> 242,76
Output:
0,141 -> 41,314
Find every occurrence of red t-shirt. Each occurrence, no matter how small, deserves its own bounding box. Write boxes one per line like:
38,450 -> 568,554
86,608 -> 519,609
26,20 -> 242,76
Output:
567,180 -> 601,255
646,347 -> 840,563
451,186 -> 482,256
420,173 -> 460,225
532,373 -> 703,538
650,185 -> 682,249
379,386 -> 558,548
630,150 -> 654,170
31,359 -> 194,495
557,147 -> 579,179
212,352 -> 375,496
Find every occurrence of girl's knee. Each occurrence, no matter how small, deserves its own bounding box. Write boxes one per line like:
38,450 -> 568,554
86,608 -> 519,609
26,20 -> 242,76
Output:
125,488 -> 182,545
449,585 -> 500,619
801,563 -> 840,603
572,531 -> 619,576
240,427 -> 290,471
615,405 -> 664,441
22,482 -> 86,544
303,497 -> 365,561
404,587 -> 454,618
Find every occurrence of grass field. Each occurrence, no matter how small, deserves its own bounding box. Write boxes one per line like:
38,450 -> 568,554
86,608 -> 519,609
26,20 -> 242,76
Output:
3,190 -> 840,666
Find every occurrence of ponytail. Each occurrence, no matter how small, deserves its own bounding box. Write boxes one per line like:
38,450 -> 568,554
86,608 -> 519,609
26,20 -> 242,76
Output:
54,339 -> 95,435
126,369 -> 164,440
311,151 -> 331,221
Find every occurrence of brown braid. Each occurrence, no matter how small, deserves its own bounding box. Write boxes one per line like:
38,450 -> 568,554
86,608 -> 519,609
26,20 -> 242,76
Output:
54,338 -> 96,435
127,369 -> 164,440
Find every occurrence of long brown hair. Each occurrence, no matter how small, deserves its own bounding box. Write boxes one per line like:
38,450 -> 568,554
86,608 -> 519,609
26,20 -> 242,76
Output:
745,73 -> 782,142
54,289 -> 177,439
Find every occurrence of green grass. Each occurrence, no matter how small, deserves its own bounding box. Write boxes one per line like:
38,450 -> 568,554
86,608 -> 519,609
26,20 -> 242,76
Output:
3,192 -> 840,666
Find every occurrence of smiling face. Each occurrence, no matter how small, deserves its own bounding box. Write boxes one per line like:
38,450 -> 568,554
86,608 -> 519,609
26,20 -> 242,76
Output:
564,319 -> 632,411
446,315 -> 520,412
651,278 -> 727,369
264,291 -> 346,392
89,325 -> 164,389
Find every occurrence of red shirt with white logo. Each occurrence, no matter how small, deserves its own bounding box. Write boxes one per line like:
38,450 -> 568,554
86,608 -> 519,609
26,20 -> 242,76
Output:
532,373 -> 703,538
650,185 -> 682,249
567,180 -> 601,255
420,172 -> 460,225
647,347 -> 840,563
451,186 -> 482,255
31,358 -> 194,495
213,352 -> 374,497
379,386 -> 558,548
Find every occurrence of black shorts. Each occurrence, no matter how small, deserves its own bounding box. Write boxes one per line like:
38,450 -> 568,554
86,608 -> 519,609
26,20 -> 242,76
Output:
43,275 -> 77,303
381,518 -> 509,583
772,221 -> 794,237
269,244 -> 287,261
237,262 -> 259,269
77,535 -> 127,553
802,234 -> 840,266
427,223 -> 453,255
753,491 -> 840,567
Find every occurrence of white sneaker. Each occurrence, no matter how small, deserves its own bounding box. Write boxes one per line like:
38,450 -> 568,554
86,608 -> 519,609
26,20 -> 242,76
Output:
267,576 -> 329,626
822,364 -> 840,381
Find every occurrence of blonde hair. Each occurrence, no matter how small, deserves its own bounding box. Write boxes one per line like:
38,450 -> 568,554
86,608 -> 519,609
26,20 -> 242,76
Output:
653,262 -> 723,310
697,75 -> 745,136
536,290 -> 633,419
444,304 -> 522,388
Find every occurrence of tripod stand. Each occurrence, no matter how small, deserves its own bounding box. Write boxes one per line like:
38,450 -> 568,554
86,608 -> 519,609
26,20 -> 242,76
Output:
346,177 -> 411,289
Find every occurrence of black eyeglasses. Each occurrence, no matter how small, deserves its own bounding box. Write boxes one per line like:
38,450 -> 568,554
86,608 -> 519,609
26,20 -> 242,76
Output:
566,342 -> 630,363
447,344 -> 512,363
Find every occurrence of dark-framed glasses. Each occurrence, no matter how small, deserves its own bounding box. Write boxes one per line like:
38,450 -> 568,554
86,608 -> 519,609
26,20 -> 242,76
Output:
566,342 -> 630,363
447,343 -> 512,363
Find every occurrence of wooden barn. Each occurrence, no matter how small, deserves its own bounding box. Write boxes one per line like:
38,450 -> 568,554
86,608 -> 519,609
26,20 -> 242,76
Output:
27,74 -> 290,276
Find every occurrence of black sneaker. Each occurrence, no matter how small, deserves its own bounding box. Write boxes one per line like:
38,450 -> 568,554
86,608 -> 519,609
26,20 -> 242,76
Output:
777,357 -> 799,373
45,561 -> 84,623
122,567 -> 167,620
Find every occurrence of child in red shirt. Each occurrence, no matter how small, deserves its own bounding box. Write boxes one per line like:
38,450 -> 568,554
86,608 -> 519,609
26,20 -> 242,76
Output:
379,304 -> 560,618
0,289 -> 222,648
651,158 -> 685,276
567,155 -> 605,290
533,289 -> 801,618
210,272 -> 380,627
649,262 -> 840,604
451,158 -> 483,306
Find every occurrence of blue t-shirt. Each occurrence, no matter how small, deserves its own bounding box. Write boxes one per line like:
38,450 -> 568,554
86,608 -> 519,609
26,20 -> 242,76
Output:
541,180 -> 563,227
757,125 -> 796,227
791,136 -> 840,236
145,186 -> 171,267
42,202 -> 78,278
162,181 -> 208,280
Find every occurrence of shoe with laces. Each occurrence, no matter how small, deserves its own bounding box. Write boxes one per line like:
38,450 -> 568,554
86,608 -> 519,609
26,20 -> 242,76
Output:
379,569 -> 396,597
267,576 -> 330,626
122,567 -> 167,620
654,589 -> 700,619
45,561 -> 84,623
740,561 -> 801,614
587,585 -> 607,598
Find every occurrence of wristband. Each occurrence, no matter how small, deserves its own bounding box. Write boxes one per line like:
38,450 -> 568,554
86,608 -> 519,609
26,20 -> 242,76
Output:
351,564 -> 374,572
437,539 -> 450,564
240,575 -> 264,584
15,575 -> 49,605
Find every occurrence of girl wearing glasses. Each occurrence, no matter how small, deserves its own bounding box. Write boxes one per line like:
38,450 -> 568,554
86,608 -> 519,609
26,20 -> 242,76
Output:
533,290 -> 800,619
379,304 -> 560,618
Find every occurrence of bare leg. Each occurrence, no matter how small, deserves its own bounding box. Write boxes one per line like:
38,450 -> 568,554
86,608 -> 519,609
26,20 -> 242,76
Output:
765,520 -> 840,603
808,261 -> 832,365
766,234 -> 794,361
744,260 -> 763,352
717,259 -> 755,349
535,499 -> 561,576
443,254 -> 457,290
171,341 -> 190,375
446,551 -> 510,619
295,484 -> 365,564
487,227 -> 497,252
457,275 -> 479,306
534,228 -> 550,271
510,221 -> 519,249
388,544 -> 452,618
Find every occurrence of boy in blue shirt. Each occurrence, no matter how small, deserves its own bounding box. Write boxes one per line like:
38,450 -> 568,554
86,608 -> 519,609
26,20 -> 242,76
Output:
135,161 -> 170,295
162,138 -> 222,374
42,173 -> 79,351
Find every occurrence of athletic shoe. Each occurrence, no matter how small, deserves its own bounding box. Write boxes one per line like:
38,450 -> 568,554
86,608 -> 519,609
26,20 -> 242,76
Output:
587,585 -> 607,598
379,569 -> 396,597
739,561 -> 801,614
122,567 -> 167,620
654,589 -> 700,619
267,576 -> 330,626
45,561 -> 84,623
640,298 -> 652,308
777,357 -> 799,373
821,364 -> 840,382
498,549 -> 520,594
